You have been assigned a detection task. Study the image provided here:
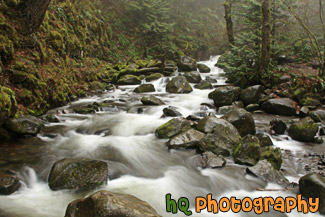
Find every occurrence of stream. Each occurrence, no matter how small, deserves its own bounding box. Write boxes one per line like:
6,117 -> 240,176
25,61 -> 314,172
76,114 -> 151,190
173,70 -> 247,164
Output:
0,56 -> 324,217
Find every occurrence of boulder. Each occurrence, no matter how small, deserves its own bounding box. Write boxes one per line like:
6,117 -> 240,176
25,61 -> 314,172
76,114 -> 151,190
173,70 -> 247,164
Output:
167,128 -> 205,149
117,75 -> 141,85
260,147 -> 283,170
0,173 -> 21,195
155,118 -> 191,139
261,98 -> 297,116
300,106 -> 310,117
288,117 -> 318,142
310,110 -> 325,121
196,116 -> 220,133
199,119 -> 241,156
246,160 -> 289,185
222,108 -> 256,137
256,133 -> 274,147
134,84 -> 155,93
299,173 -> 325,214
194,80 -> 213,90
43,114 -> 59,123
233,135 -> 260,166
166,76 -> 193,94
65,190 -> 162,217
208,86 -> 241,107
163,106 -> 182,117
178,56 -> 197,72
292,87 -> 306,103
184,71 -> 202,83
270,118 -> 287,134
197,63 -> 211,73
245,104 -> 260,112
197,152 -> 226,168
4,116 -> 44,136
141,96 -> 165,106
218,105 -> 236,115
48,158 -> 109,191
240,85 -> 265,105
145,73 -> 163,82
0,86 -> 17,124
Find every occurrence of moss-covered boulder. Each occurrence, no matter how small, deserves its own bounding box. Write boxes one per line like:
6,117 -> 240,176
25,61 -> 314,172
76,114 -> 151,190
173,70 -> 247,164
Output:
119,63 -> 140,77
208,86 -> 241,107
0,173 -> 21,195
0,86 -> 17,124
166,76 -> 193,94
117,75 -> 141,85
167,128 -> 205,149
145,73 -> 163,82
194,80 -> 213,90
240,85 -> 265,105
48,158 -> 108,191
233,135 -> 260,166
196,116 -> 220,133
89,81 -> 106,92
134,84 -> 155,93
178,56 -> 197,72
256,133 -> 274,147
141,95 -> 164,106
199,119 -> 241,156
299,173 -> 325,214
260,146 -> 282,170
222,108 -> 256,137
65,190 -> 162,217
4,115 -> 44,137
155,118 -> 191,139
288,117 -> 318,142
261,98 -> 297,116
292,87 -> 306,103
184,71 -> 202,83
197,63 -> 210,73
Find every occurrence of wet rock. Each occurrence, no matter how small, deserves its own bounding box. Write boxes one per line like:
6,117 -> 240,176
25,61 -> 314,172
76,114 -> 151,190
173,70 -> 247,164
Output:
0,173 -> 21,195
48,158 -> 109,191
245,104 -> 260,112
74,107 -> 96,114
43,114 -> 59,123
233,134 -> 260,166
256,133 -> 274,147
155,118 -> 191,139
240,85 -> 265,105
4,116 -> 44,136
198,152 -> 226,168
261,98 -> 297,116
246,160 -> 289,185
300,106 -> 310,117
65,190 -> 162,217
117,75 -> 141,85
299,173 -> 325,214
194,80 -> 213,90
288,117 -> 318,142
218,105 -> 237,115
166,76 -> 193,94
134,84 -> 155,93
141,96 -> 165,106
0,86 -> 17,124
163,106 -> 182,117
186,115 -> 201,122
309,111 -> 322,123
222,108 -> 256,137
205,76 -> 218,83
145,73 -> 163,82
270,118 -> 287,134
208,86 -> 241,107
196,116 -> 220,133
199,119 -> 241,156
89,81 -> 106,93
184,71 -> 202,83
260,146 -> 283,170
197,63 -> 211,73
178,56 -> 197,72
310,110 -> 325,121
167,128 -> 205,149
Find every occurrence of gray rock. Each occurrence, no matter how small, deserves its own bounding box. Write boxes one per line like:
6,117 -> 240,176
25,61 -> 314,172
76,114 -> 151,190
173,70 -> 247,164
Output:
261,98 -> 297,116
233,134 -> 260,166
163,106 -> 182,117
167,128 -> 205,149
134,84 -> 155,93
208,86 -> 241,107
270,118 -> 287,134
288,117 -> 318,142
196,116 -> 220,133
178,56 -> 197,72
166,76 -> 193,94
4,116 -> 44,136
197,63 -> 211,73
194,80 -> 213,90
155,118 -> 191,139
299,106 -> 310,117
0,173 -> 21,195
240,85 -> 265,105
141,96 -> 165,106
256,133 -> 274,147
311,110 -> 325,121
199,152 -> 226,168
184,71 -> 202,83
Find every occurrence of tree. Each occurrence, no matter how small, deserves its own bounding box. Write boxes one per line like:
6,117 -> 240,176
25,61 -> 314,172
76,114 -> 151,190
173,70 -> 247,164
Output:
224,0 -> 235,46
260,0 -> 271,74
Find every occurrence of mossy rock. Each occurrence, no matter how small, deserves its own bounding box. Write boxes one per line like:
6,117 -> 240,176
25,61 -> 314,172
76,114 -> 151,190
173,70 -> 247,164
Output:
155,118 -> 191,139
0,86 -> 17,124
260,146 -> 282,170
184,71 -> 202,83
89,81 -> 106,92
0,35 -> 14,63
208,86 -> 241,107
194,80 -> 213,90
145,73 -> 163,82
134,84 -> 155,93
4,115 -> 43,136
197,63 -> 210,73
288,117 -> 318,142
292,87 -> 306,103
166,76 -> 193,94
141,95 -> 164,105
256,133 -> 274,147
117,75 -> 141,85
233,134 -> 260,166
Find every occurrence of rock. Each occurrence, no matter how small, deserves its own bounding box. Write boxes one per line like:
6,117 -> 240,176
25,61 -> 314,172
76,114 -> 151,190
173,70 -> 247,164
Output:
178,56 -> 197,72
261,98 -> 297,116
260,147 -> 283,170
167,128 -> 205,149
233,135 -> 260,166
43,114 -> 59,123
299,173 -> 325,214
134,84 -> 155,93
4,116 -> 44,136
197,63 -> 211,73
74,107 -> 96,114
141,95 -> 165,106
270,118 -> 287,134
240,85 -> 265,105
200,152 -> 226,168
145,73 -> 163,82
245,104 -> 260,112
117,75 -> 141,85
89,81 -> 106,93
0,173 -> 21,195
0,86 -> 17,124
205,76 -> 217,83
196,116 -> 220,133
166,76 -> 193,93
163,106 -> 182,117
218,105 -> 236,115
183,71 -> 202,84
65,190 -> 162,217
288,117 -> 318,142
194,80 -> 213,90
208,86 -> 241,107
292,87 -> 306,103
302,97 -> 320,107
246,160 -> 289,185
310,110 -> 325,121
222,108 -> 256,137
256,133 -> 274,147
155,118 -> 191,139
300,106 -> 310,117
48,158 -> 109,191
199,119 -> 241,156
309,111 -> 322,123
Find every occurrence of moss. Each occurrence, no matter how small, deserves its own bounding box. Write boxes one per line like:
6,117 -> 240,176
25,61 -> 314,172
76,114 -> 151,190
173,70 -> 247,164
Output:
0,86 -> 17,123
0,35 -> 14,63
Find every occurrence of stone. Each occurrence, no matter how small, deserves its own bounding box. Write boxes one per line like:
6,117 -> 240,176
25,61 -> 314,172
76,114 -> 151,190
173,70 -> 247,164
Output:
261,98 -> 297,116
155,118 -> 191,139
134,84 -> 155,93
245,104 -> 260,112
260,146 -> 283,170
194,80 -> 213,90
270,118 -> 287,134
199,152 -> 226,168
163,106 -> 182,117
141,95 -> 165,106
208,86 -> 241,107
288,117 -> 319,142
299,106 -> 310,117
184,71 -> 202,83
0,173 -> 21,195
178,56 -> 197,72
166,76 -> 193,94
145,73 -> 163,82
240,85 -> 265,105
197,63 -> 211,73
233,134 -> 260,166
256,133 -> 274,147
196,116 -> 220,133
167,128 -> 205,149
4,116 -> 44,136
117,75 -> 141,85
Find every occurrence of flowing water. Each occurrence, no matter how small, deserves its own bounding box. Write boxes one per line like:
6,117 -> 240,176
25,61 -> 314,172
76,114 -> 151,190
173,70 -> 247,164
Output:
0,56 -> 324,217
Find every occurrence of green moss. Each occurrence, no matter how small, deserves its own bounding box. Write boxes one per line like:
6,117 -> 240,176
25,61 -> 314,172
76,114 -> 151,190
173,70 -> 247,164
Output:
0,86 -> 17,123
0,35 -> 14,63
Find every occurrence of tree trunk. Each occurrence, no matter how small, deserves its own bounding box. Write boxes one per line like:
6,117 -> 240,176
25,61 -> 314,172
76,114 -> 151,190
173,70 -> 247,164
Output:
20,0 -> 52,35
260,0 -> 271,74
224,0 -> 235,46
